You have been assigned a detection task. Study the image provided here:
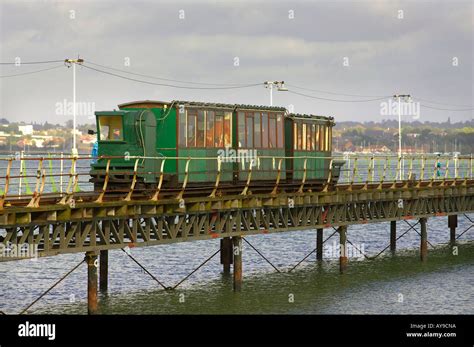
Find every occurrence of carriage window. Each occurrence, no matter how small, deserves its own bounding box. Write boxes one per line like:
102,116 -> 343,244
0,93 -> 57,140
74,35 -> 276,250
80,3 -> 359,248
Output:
196,110 -> 205,147
323,126 -> 327,151
301,123 -> 306,151
277,115 -> 283,148
269,115 -> 277,148
295,122 -> 299,150
293,123 -> 297,150
297,122 -> 303,150
179,110 -> 186,147
319,125 -> 325,151
246,114 -> 254,148
306,123 -> 312,151
314,125 -> 321,151
224,112 -> 232,147
254,112 -> 261,148
328,126 -> 332,151
311,124 -> 316,151
215,114 -> 224,147
238,112 -> 245,148
261,113 -> 268,148
187,110 -> 197,147
98,116 -> 123,141
325,125 -> 330,151
206,110 -> 215,147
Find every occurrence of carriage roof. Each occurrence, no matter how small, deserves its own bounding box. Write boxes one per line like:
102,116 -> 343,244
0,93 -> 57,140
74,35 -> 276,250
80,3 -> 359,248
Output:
118,100 -> 286,112
117,100 -> 334,124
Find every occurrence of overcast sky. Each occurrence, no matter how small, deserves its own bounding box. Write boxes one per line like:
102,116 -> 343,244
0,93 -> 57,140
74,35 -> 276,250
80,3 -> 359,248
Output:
0,0 -> 472,125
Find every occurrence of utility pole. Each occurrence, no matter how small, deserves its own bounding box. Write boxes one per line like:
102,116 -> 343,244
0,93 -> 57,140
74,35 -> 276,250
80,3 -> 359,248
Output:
264,81 -> 287,106
65,58 -> 84,156
393,94 -> 411,180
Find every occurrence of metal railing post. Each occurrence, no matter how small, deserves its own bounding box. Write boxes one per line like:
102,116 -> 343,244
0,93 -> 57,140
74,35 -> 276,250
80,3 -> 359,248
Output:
209,157 -> 222,198
124,159 -> 139,201
322,159 -> 334,192
443,158 -> 450,186
150,158 -> 166,201
271,158 -> 283,195
18,150 -> 24,197
177,158 -> 191,200
27,158 -> 45,207
348,157 -> 358,191
60,152 -> 64,194
0,158 -> 13,209
59,156 -> 78,205
377,156 -> 388,190
297,158 -> 308,193
241,158 -> 254,196
95,159 -> 111,203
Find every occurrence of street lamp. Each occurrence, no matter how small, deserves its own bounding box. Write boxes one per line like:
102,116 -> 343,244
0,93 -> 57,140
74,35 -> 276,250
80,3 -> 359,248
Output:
264,81 -> 288,106
65,58 -> 84,156
393,94 -> 411,180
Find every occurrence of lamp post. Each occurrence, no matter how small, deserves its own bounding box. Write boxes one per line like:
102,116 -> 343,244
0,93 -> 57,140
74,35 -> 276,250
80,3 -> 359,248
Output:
65,58 -> 84,156
393,94 -> 411,180
264,81 -> 288,106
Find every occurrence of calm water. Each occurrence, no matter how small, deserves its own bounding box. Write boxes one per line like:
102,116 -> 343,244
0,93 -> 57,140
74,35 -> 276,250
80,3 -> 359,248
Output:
1,216 -> 473,315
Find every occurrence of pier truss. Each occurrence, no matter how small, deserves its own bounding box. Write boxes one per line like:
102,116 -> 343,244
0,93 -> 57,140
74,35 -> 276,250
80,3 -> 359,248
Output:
0,183 -> 472,257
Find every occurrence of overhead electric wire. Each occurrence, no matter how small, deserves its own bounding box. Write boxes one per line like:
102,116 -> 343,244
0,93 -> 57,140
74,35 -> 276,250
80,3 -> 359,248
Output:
86,60 -> 255,87
286,84 -> 473,109
287,89 -> 390,103
0,57 -> 471,110
0,65 -> 64,78
414,97 -> 472,108
0,59 -> 64,65
419,103 -> 474,112
81,63 -> 262,90
287,89 -> 473,109
286,83 -> 388,98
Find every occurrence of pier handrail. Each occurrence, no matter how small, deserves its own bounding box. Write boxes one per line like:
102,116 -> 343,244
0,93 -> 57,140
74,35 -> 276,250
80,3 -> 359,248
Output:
0,152 -> 471,208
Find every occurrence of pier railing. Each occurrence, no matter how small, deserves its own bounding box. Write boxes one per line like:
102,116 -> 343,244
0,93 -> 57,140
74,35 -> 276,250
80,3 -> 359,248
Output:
0,153 -> 471,208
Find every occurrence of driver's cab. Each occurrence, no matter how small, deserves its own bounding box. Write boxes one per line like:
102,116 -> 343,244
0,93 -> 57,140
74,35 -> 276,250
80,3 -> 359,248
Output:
98,115 -> 124,141
90,109 -> 159,187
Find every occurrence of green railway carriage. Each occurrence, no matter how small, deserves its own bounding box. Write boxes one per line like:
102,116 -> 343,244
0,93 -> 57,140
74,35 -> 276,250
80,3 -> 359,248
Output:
285,113 -> 334,181
90,100 -> 339,193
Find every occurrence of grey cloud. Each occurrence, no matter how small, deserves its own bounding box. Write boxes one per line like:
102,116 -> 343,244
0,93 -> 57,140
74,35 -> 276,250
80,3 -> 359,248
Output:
0,0 -> 472,124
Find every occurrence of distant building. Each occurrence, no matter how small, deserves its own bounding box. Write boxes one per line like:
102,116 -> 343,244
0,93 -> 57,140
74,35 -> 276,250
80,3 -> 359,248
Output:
343,141 -> 355,151
407,133 -> 420,138
378,145 -> 391,153
30,135 -> 53,148
71,129 -> 82,136
80,134 -> 95,145
18,124 -> 33,135
361,145 -> 392,154
32,139 -> 45,148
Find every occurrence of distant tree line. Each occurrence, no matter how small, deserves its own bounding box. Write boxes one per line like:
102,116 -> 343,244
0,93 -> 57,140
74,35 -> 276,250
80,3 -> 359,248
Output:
334,118 -> 474,154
